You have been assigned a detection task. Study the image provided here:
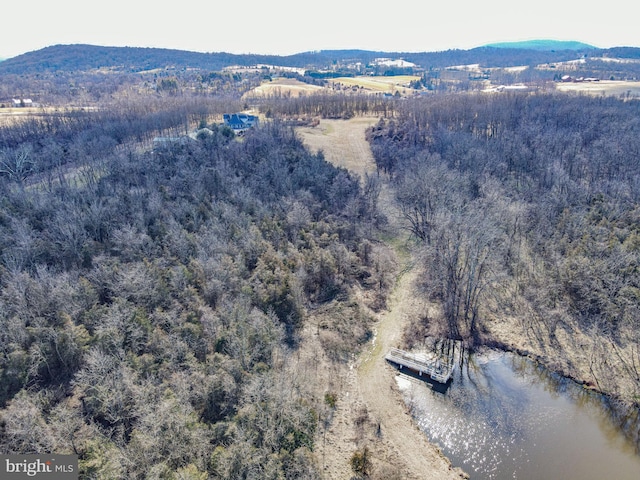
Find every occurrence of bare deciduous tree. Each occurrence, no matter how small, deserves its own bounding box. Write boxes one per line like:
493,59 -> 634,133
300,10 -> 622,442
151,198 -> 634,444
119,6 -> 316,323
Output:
0,144 -> 36,186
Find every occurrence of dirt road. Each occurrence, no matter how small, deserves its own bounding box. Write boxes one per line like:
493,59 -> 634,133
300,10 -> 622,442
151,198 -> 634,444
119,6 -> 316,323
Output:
298,118 -> 465,479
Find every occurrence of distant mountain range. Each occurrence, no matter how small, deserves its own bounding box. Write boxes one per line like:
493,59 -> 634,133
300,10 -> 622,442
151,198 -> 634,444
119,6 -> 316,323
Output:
485,40 -> 596,51
0,41 -> 638,76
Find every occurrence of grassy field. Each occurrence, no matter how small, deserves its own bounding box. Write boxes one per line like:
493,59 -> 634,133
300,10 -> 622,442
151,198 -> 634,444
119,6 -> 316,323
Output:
331,75 -> 419,93
248,74 -> 640,99
246,75 -> 421,99
296,117 -> 379,179
246,78 -> 325,97
556,80 -> 640,97
0,106 -> 98,125
0,107 -> 47,125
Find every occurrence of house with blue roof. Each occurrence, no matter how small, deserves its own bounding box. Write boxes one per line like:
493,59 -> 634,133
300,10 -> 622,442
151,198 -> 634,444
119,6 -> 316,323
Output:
223,113 -> 259,134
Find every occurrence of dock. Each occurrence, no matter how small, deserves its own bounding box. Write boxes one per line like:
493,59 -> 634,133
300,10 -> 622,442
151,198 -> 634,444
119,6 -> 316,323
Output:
385,348 -> 455,384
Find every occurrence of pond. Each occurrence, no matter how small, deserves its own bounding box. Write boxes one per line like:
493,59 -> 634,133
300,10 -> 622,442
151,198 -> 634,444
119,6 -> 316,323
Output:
396,350 -> 640,480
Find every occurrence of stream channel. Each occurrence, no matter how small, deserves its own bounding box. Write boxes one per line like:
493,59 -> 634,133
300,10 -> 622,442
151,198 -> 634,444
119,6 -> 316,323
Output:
395,350 -> 640,479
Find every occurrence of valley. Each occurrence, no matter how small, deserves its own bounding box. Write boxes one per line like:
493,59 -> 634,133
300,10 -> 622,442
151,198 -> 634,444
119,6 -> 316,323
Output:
298,116 -> 465,479
1,42 -> 640,479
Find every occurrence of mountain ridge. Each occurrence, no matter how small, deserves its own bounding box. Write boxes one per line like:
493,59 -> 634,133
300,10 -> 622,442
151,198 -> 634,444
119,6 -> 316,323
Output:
0,42 -> 638,76
485,39 -> 597,51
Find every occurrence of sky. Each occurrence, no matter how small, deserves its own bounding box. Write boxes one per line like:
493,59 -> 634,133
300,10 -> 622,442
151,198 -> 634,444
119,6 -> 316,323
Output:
2,0 -> 639,59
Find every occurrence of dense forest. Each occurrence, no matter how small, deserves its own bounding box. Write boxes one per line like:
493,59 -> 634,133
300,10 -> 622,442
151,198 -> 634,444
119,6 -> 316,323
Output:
0,93 -> 392,477
367,92 -> 640,410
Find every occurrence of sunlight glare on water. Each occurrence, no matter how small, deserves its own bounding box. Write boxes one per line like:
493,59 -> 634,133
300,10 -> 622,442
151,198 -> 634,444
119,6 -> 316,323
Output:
397,351 -> 640,480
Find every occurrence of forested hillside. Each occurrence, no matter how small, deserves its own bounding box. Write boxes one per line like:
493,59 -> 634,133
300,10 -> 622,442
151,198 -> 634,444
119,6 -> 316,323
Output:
3,43 -> 640,76
0,101 -> 388,477
367,92 -> 640,411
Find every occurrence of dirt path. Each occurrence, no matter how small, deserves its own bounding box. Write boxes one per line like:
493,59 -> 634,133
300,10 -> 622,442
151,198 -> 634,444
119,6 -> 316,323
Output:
298,118 -> 465,479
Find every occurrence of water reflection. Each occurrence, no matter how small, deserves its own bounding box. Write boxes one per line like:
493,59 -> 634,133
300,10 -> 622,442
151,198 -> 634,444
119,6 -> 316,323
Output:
398,350 -> 640,480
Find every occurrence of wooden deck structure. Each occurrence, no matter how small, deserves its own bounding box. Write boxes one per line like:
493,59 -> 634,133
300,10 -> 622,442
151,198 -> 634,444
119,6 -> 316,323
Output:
385,348 -> 455,384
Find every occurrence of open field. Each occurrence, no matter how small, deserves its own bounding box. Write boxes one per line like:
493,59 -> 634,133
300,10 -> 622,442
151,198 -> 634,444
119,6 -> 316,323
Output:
331,75 -> 419,94
246,75 -> 421,98
556,80 -> 640,97
0,106 -> 98,125
0,107 -> 52,125
297,117 -> 379,178
245,78 -> 325,97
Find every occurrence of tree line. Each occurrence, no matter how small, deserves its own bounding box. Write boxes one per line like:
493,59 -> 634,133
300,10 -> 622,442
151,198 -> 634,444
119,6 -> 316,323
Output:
253,92 -> 397,120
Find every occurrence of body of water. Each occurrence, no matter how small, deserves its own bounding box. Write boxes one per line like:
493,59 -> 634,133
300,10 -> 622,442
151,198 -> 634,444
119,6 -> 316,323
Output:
396,350 -> 640,479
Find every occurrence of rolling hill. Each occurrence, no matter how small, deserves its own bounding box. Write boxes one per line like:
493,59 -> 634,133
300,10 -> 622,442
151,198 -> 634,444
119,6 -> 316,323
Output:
0,43 -> 639,78
0,43 -> 618,75
485,39 -> 597,51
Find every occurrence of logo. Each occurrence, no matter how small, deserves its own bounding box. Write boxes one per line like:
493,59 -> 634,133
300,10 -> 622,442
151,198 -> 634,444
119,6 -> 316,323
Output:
0,455 -> 78,479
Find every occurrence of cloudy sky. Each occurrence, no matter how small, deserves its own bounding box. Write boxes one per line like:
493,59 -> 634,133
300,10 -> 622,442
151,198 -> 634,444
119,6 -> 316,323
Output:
2,0 -> 638,59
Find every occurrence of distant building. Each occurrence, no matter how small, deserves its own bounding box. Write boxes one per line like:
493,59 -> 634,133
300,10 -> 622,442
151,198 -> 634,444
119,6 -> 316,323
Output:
483,85 -> 529,93
223,113 -> 259,134
372,58 -> 417,68
12,98 -> 33,107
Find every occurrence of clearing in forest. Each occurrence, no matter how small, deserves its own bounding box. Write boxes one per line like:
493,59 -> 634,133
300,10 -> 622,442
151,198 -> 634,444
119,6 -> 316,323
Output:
330,75 -> 419,94
297,118 -> 465,480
